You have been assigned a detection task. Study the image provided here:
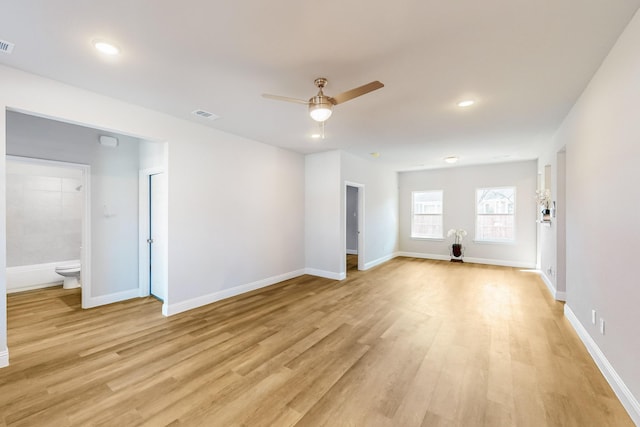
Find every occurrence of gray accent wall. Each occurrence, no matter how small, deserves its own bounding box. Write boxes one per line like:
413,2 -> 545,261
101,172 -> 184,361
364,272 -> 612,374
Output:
6,111 -> 140,297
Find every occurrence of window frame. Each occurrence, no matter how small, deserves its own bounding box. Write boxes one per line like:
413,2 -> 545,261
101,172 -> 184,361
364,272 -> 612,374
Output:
474,186 -> 516,243
411,190 -> 444,240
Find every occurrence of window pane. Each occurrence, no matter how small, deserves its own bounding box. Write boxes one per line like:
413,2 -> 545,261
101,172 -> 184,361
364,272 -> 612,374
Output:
412,214 -> 443,239
412,190 -> 443,238
476,188 -> 514,214
476,214 -> 514,241
413,191 -> 442,214
476,187 -> 515,242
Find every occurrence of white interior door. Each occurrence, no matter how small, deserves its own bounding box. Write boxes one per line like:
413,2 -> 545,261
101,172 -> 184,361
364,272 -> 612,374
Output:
150,172 -> 167,301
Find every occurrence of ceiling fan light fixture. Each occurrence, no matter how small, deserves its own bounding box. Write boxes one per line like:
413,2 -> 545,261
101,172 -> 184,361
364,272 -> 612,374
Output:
309,98 -> 333,122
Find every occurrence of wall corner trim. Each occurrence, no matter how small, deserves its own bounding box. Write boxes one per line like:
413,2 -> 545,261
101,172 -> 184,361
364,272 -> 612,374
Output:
537,270 -> 566,301
164,269 -> 306,317
564,304 -> 640,425
0,348 -> 9,368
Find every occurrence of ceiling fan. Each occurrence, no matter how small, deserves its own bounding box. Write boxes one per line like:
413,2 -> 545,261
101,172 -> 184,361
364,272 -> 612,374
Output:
262,78 -> 384,122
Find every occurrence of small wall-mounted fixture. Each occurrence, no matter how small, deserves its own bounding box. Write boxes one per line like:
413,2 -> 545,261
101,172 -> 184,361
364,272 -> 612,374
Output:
99,135 -> 119,148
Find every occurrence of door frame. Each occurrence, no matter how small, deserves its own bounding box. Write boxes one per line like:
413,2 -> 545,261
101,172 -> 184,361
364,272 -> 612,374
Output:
138,167 -> 166,302
344,181 -> 365,274
6,155 -> 92,308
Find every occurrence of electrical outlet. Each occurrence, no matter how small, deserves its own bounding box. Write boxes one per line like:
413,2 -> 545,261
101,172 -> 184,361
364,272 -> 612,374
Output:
592,309 -> 597,325
600,318 -> 605,335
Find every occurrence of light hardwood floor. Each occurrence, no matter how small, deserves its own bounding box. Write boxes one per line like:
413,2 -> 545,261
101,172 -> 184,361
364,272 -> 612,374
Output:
0,257 -> 633,426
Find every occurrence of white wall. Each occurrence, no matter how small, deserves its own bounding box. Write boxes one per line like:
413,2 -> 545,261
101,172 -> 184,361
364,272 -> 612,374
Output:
305,151 -> 342,279
0,64 -> 306,365
166,133 -> 305,309
6,111 -> 140,298
541,9 -> 640,423
399,161 -> 538,268
340,151 -> 399,273
304,150 -> 399,279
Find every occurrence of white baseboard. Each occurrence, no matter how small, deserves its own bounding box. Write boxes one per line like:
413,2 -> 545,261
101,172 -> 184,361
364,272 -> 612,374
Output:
463,256 -> 536,269
0,348 -> 8,368
84,288 -> 141,309
564,305 -> 640,425
346,249 -> 358,255
164,269 -> 306,317
7,282 -> 62,294
397,252 -> 449,261
304,268 -> 345,281
396,252 -> 535,269
6,260 -> 79,292
363,253 -> 399,270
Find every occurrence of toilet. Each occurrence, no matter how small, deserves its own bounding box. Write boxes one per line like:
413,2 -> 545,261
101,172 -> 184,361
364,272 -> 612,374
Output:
55,264 -> 81,289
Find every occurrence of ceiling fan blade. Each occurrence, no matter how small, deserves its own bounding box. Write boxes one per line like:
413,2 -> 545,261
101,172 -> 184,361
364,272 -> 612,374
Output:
330,81 -> 384,105
262,94 -> 309,105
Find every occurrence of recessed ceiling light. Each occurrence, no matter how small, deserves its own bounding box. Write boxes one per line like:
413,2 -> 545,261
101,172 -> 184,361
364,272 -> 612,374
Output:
311,133 -> 322,139
457,100 -> 475,108
445,156 -> 459,164
93,40 -> 120,55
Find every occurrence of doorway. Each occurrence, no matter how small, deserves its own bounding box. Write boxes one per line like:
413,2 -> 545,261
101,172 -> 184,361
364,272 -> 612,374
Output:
5,156 -> 91,306
139,168 -> 168,304
344,182 -> 365,275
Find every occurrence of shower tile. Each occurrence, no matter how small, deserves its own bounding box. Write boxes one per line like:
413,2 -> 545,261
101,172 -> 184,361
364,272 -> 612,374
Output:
25,175 -> 62,192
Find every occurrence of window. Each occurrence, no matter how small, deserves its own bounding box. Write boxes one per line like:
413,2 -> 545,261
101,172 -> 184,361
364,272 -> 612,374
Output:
411,190 -> 443,239
476,187 -> 515,242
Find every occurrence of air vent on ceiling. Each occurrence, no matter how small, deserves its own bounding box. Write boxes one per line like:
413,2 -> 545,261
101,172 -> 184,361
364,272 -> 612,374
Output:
0,40 -> 15,54
191,109 -> 220,120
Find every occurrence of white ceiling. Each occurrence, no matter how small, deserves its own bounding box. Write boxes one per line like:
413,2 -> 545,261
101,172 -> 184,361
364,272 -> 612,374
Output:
1,1 -> 639,170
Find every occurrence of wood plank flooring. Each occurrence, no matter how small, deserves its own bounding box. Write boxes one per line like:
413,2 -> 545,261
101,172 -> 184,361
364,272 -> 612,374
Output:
0,257 -> 633,426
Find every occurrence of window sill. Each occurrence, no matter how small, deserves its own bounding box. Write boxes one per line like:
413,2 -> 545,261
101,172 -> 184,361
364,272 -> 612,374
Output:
411,237 -> 444,242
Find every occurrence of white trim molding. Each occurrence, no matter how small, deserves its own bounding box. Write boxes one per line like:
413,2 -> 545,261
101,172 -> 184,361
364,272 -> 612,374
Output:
396,252 -> 535,269
0,348 -> 9,368
346,249 -> 358,255
564,305 -> 640,425
397,252 -> 449,262
84,289 -> 142,309
363,253 -> 399,270
164,269 -> 306,317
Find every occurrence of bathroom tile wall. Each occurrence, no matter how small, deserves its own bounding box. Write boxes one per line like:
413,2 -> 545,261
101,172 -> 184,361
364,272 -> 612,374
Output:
6,166 -> 82,267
